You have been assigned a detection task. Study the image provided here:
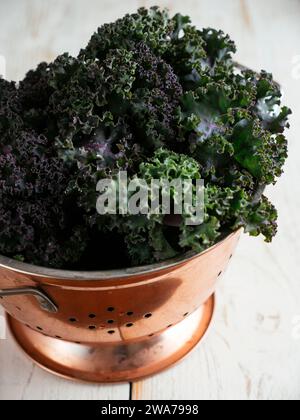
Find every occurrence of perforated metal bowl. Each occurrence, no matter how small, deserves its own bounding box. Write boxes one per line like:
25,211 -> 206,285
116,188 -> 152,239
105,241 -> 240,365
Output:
0,229 -> 241,383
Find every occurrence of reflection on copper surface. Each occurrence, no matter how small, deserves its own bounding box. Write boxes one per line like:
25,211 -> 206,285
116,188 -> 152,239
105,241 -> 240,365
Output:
0,230 -> 241,382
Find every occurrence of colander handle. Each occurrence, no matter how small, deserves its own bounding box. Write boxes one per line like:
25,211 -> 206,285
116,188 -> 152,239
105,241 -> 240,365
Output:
0,287 -> 58,313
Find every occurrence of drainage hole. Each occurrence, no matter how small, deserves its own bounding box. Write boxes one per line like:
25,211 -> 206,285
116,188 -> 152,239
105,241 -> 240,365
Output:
88,314 -> 96,319
126,323 -> 134,328
183,312 -> 189,317
127,311 -> 134,316
107,307 -> 115,312
69,317 -> 77,323
108,330 -> 115,335
88,325 -> 96,330
144,313 -> 152,319
107,319 -> 114,324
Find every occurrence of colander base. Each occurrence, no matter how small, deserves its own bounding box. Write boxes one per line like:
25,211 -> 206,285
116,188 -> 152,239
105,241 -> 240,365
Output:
6,295 -> 214,383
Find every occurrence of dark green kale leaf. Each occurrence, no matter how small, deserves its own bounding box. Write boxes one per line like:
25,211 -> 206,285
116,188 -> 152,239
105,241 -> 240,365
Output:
129,42 -> 183,150
80,7 -> 173,60
231,118 -> 288,184
232,195 -> 278,242
247,69 -> 292,133
163,14 -> 207,86
200,28 -> 236,68
0,78 -> 23,141
179,216 -> 221,254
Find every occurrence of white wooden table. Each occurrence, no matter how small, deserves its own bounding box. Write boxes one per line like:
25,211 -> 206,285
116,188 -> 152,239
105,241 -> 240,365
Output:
1,0 -> 300,400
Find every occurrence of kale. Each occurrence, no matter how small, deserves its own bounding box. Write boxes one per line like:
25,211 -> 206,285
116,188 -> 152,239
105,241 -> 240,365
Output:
0,7 -> 290,269
80,7 -> 173,60
0,130 -> 88,267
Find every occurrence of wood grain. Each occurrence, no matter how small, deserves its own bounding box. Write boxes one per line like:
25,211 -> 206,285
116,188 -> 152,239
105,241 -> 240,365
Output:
1,0 -> 300,401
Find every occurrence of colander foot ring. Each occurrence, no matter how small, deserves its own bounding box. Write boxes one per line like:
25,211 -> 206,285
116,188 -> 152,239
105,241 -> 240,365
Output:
6,295 -> 214,384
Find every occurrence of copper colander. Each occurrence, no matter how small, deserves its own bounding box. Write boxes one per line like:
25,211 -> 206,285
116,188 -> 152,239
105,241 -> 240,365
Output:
0,229 -> 241,383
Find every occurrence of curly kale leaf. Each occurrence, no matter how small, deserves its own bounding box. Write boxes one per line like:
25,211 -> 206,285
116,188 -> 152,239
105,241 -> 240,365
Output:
247,70 -> 292,133
231,118 -> 288,184
124,216 -> 178,265
0,78 -> 23,141
179,216 -> 221,254
139,148 -> 201,182
45,42 -> 182,155
129,43 -> 183,150
164,14 -> 207,86
81,7 -> 173,60
200,28 -> 236,67
0,130 -> 88,268
232,195 -> 278,241
94,150 -> 202,265
18,62 -> 54,130
0,7 -> 291,269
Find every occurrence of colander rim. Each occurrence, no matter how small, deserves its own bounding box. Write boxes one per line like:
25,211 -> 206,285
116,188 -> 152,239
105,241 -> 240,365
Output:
0,229 -> 241,280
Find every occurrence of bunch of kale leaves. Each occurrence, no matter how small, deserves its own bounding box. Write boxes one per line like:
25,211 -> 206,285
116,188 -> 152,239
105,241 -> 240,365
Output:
0,7 -> 290,269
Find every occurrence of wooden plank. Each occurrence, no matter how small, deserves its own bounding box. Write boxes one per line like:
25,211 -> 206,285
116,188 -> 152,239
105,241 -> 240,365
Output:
132,0 -> 300,400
